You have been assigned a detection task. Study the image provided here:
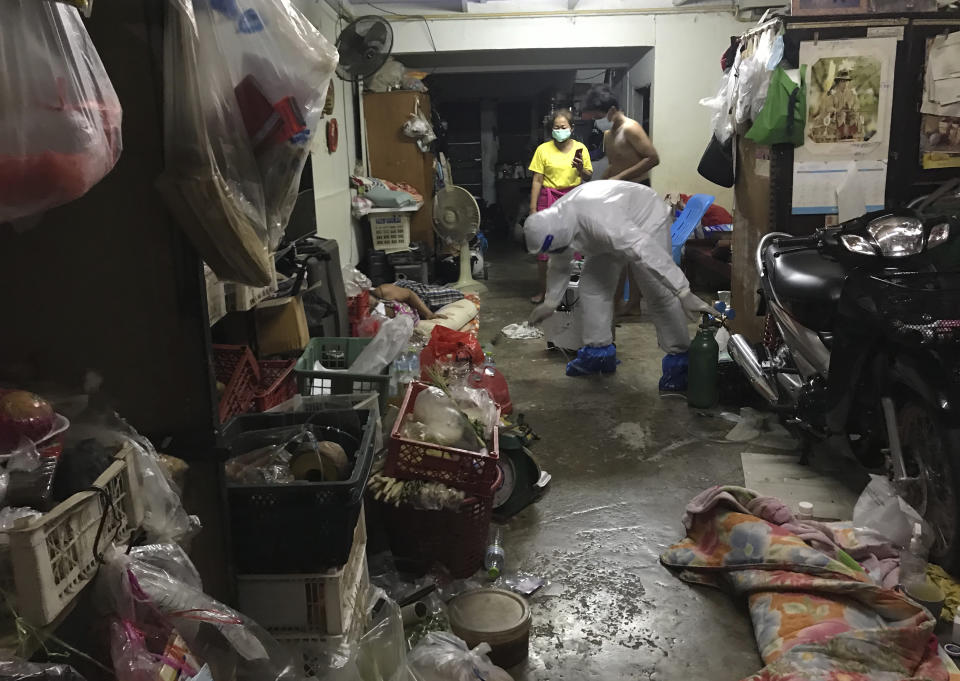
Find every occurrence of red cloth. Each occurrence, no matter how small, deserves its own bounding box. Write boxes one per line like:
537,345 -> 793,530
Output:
535,186 -> 575,262
680,194 -> 733,227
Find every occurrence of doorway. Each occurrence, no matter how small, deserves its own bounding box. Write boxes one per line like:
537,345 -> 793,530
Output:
634,85 -> 651,135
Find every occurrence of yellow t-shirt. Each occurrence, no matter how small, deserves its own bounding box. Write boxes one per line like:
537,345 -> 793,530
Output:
528,140 -> 592,189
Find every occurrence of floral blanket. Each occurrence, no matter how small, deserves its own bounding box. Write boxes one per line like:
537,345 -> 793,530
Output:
661,486 -> 947,681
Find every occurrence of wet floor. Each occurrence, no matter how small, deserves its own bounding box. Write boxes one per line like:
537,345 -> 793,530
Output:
480,244 -> 763,680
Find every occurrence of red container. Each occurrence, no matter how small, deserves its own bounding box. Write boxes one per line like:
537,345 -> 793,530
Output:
386,382 -> 500,497
466,367 -> 512,415
253,359 -> 297,412
374,468 -> 502,578
347,291 -> 370,337
213,345 -> 260,424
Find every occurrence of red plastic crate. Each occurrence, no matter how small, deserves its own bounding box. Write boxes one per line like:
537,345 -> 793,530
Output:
213,345 -> 260,424
386,381 -> 500,497
254,359 -> 297,412
374,467 -> 501,578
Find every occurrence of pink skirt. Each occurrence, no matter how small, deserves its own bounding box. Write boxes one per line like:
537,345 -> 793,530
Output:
535,186 -> 574,261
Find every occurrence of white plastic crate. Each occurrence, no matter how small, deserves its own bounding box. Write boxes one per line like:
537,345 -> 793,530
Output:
238,509 -> 368,636
273,573 -> 369,680
370,213 -> 411,254
4,443 -> 144,626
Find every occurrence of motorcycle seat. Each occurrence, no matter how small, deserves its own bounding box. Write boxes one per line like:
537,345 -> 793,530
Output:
765,247 -> 846,331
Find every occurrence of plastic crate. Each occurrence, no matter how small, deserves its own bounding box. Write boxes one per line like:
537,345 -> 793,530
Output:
373,467 -> 502,578
273,575 -> 370,679
214,344 -> 260,423
222,409 -> 377,573
4,444 -> 144,626
386,382 -> 500,497
294,338 -> 390,413
369,213 -> 411,254
254,360 -> 297,412
237,511 -> 368,635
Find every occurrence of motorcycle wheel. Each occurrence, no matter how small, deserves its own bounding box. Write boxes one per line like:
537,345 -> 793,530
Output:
897,399 -> 960,575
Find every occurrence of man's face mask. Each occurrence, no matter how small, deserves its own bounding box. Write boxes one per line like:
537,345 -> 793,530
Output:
594,116 -> 613,132
552,128 -> 572,143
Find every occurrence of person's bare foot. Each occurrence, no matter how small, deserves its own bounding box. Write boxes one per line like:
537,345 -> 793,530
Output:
530,293 -> 545,304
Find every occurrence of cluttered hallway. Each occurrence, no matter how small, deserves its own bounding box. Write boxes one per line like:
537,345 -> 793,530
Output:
478,245 -> 761,680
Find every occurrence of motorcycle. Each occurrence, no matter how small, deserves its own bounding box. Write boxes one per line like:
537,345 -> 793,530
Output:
728,180 -> 960,572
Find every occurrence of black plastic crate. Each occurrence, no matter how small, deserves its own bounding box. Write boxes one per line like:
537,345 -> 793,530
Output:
221,409 -> 376,573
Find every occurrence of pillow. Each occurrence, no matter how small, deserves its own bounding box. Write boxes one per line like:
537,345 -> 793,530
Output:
415,298 -> 479,337
365,186 -> 417,208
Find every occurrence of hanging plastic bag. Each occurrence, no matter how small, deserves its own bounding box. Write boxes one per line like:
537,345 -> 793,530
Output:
408,632 -> 513,681
745,65 -> 807,147
402,100 -> 437,152
0,1 -> 122,223
159,0 -> 338,286
700,68 -> 737,144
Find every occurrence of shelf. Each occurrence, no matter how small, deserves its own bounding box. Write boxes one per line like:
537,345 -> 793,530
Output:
365,203 -> 423,214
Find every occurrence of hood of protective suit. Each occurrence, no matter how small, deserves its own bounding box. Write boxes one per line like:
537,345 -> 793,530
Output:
524,199 -> 579,255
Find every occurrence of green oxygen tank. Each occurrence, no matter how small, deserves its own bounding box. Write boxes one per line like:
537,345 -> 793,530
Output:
688,315 -> 719,409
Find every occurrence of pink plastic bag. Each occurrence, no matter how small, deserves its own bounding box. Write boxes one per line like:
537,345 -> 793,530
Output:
0,1 -> 122,222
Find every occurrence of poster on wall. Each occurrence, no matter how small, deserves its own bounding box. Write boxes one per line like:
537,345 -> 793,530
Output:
793,37 -> 898,215
920,114 -> 960,169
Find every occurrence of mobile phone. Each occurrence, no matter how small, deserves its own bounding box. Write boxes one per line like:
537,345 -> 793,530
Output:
574,148 -> 583,160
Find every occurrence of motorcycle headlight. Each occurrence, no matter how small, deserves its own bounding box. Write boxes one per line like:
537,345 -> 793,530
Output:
840,234 -> 877,255
866,216 -> 925,257
928,222 -> 951,249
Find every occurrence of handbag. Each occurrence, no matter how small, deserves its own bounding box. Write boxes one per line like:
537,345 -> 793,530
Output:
745,65 -> 807,147
697,134 -> 736,188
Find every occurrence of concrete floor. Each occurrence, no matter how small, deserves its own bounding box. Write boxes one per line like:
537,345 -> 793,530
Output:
479,245 -> 763,680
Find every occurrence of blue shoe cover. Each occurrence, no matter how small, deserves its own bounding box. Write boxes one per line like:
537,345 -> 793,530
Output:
566,344 -> 619,377
659,352 -> 689,391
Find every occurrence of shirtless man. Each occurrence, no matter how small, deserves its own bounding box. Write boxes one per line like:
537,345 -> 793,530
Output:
581,84 -> 661,315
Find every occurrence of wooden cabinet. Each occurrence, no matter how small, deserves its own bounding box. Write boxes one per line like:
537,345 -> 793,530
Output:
363,91 -> 435,251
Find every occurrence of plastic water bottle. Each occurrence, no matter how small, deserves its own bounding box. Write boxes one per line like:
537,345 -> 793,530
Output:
900,523 -> 928,589
484,527 -> 505,580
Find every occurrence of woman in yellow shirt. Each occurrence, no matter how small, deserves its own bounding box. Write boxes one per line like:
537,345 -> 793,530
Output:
528,110 -> 592,303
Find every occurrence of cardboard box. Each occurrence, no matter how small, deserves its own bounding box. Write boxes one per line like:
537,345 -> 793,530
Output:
255,296 -> 309,356
204,265 -> 227,326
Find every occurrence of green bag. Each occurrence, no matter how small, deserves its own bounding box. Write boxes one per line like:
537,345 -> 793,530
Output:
746,65 -> 806,147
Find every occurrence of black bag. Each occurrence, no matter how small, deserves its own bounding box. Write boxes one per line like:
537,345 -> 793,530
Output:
698,134 -> 736,188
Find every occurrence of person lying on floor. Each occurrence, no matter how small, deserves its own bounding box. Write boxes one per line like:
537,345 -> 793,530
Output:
525,180 -> 714,381
369,283 -> 448,323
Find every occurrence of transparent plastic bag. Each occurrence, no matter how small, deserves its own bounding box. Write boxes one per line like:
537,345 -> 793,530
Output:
351,315 -> 415,376
159,0 -> 338,285
853,474 -> 933,551
0,661 -> 87,681
0,1 -> 122,223
408,632 -> 513,681
700,68 -> 737,144
129,543 -> 203,591
97,548 -> 303,681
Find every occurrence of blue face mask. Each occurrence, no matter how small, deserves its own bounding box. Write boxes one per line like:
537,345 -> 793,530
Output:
552,128 -> 572,143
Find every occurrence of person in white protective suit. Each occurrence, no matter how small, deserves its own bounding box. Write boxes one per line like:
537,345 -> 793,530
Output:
525,180 -> 714,379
